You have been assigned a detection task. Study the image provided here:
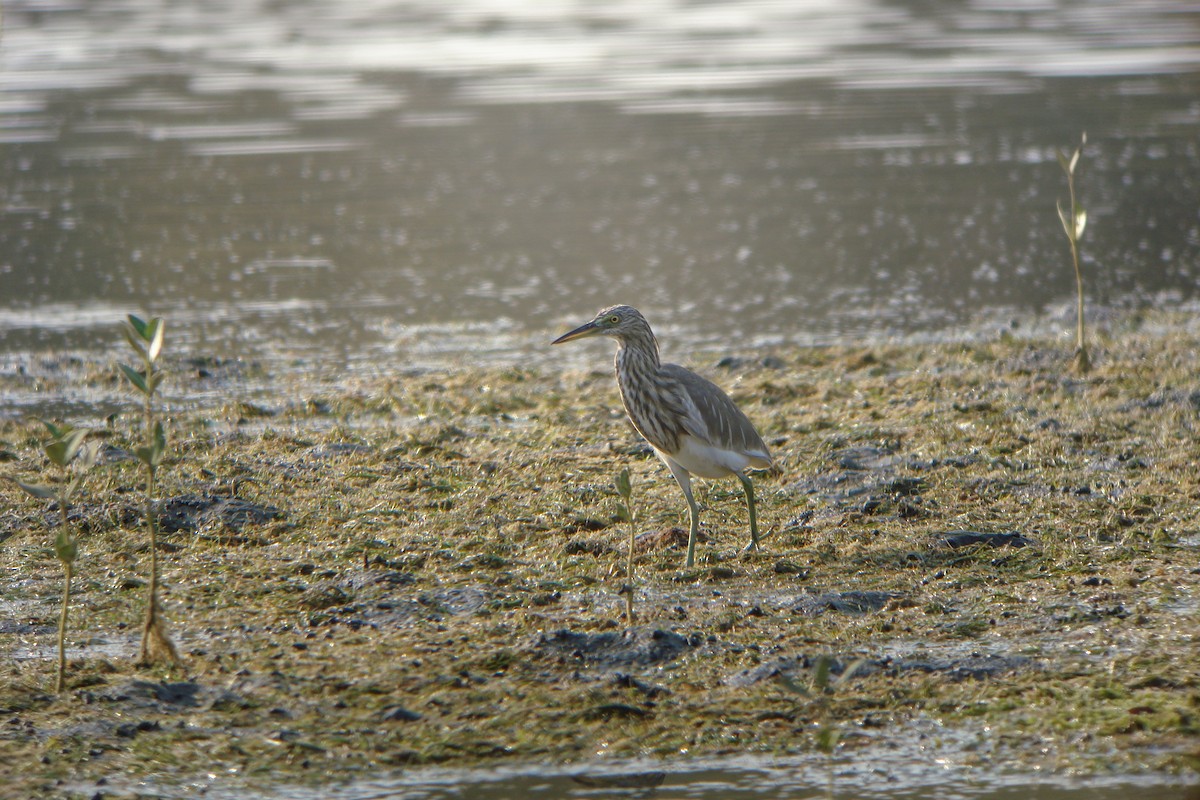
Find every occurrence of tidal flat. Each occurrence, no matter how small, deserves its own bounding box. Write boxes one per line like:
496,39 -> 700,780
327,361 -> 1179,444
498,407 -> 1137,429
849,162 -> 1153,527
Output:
1,312 -> 1199,798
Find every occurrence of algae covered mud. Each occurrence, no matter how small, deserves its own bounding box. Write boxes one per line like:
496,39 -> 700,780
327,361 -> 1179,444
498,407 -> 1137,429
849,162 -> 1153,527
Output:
2,313 -> 1200,798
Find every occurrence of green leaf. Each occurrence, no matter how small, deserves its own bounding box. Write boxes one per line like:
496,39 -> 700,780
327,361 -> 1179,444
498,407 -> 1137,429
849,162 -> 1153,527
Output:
134,445 -> 156,470
45,428 -> 87,468
1055,149 -> 1070,174
127,314 -> 149,339
615,468 -> 632,499
54,527 -> 78,565
78,441 -> 100,470
119,363 -> 149,395
834,658 -> 867,688
815,724 -> 840,754
812,655 -> 833,692
146,317 -> 165,363
38,417 -> 81,441
65,474 -> 84,502
770,670 -> 811,697
146,369 -> 166,397
135,421 -> 167,469
1057,200 -> 1072,240
153,420 -> 166,459
122,321 -> 147,359
9,477 -> 58,500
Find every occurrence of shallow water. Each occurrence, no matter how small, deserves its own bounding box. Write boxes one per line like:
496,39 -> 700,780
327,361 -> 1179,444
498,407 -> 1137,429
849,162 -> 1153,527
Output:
87,745 -> 1200,800
1,0 -> 1198,390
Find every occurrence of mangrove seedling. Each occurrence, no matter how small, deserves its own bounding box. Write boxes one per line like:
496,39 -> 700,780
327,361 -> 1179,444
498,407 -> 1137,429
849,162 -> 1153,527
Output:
773,655 -> 865,800
8,421 -> 97,693
1057,132 -> 1090,374
119,314 -> 182,666
614,467 -> 636,623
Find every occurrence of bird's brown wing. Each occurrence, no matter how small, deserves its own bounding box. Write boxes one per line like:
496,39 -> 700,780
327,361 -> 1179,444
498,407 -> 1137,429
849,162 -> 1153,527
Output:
661,363 -> 771,468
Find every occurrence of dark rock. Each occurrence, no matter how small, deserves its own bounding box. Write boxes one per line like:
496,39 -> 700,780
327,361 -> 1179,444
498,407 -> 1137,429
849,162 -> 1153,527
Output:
760,355 -> 787,370
886,477 -> 927,496
835,445 -> 900,471
419,586 -> 490,616
1087,454 -> 1149,472
536,627 -> 694,668
380,705 -> 422,722
726,654 -> 843,688
115,719 -> 160,738
715,356 -> 748,370
635,527 -> 693,552
572,771 -> 666,790
582,702 -> 651,720
885,653 -> 1032,681
936,530 -> 1033,549
706,566 -> 741,581
370,571 -> 417,587
101,680 -> 202,710
0,619 -> 51,635
300,582 -> 354,611
455,553 -> 510,571
786,444 -> 931,524
568,516 -> 612,533
793,590 -> 905,616
1120,389 -> 1200,412
727,651 -> 1032,688
563,539 -> 616,557
611,673 -> 670,697
308,443 -> 373,459
158,494 -> 282,534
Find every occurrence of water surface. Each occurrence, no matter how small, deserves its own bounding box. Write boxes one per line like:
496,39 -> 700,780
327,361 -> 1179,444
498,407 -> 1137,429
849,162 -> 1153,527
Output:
1,0 -> 1198,394
86,746 -> 1200,800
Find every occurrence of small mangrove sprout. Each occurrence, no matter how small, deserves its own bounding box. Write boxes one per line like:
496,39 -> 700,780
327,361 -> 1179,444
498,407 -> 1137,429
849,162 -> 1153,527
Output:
9,421 -> 97,693
119,314 -> 182,667
1057,132 -> 1090,374
773,655 -> 865,800
614,467 -> 636,623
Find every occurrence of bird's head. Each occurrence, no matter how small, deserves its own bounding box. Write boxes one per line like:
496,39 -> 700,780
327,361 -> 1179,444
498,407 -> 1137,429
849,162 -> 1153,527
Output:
552,305 -> 649,345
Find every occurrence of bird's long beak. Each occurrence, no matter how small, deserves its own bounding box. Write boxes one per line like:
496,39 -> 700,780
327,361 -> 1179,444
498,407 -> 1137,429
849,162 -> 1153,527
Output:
552,320 -> 600,345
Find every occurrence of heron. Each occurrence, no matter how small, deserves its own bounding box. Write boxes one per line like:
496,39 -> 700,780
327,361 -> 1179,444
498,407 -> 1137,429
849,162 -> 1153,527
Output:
552,305 -> 772,568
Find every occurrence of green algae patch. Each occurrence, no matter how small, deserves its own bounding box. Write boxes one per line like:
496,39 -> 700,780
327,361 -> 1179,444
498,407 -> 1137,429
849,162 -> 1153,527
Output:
2,316 -> 1200,797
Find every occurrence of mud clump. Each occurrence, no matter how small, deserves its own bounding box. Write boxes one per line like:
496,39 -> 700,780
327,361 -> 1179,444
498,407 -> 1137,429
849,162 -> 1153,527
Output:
535,627 -> 697,669
727,652 -> 1033,688
158,494 -> 282,534
936,530 -> 1034,549
792,590 -> 909,616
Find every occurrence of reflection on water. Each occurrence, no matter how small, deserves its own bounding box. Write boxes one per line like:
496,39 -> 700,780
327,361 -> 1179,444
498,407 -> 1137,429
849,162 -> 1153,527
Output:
0,0 -> 1198,383
83,746 -> 1200,800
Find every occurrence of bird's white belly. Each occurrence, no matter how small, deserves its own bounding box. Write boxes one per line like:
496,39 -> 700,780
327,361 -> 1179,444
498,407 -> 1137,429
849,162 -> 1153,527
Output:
659,434 -> 751,479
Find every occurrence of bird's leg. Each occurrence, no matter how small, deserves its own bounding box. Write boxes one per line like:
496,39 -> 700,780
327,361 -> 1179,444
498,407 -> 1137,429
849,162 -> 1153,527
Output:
683,487 -> 700,568
738,473 -> 760,552
668,461 -> 700,568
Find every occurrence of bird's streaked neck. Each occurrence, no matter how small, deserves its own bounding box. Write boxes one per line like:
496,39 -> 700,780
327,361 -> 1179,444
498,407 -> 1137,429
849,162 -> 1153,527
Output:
615,325 -> 660,365
614,327 -> 662,393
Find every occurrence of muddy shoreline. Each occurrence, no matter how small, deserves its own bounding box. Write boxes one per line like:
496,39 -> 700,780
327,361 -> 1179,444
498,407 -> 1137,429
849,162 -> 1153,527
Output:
2,312 -> 1199,798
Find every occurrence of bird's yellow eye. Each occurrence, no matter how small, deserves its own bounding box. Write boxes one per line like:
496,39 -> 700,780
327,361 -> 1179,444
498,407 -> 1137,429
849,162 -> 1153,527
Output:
607,315 -> 620,324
